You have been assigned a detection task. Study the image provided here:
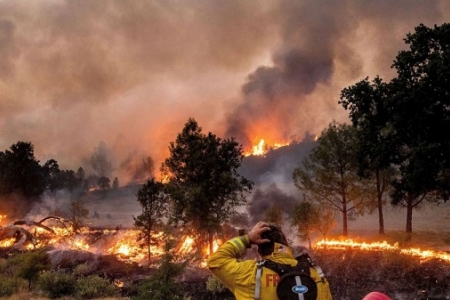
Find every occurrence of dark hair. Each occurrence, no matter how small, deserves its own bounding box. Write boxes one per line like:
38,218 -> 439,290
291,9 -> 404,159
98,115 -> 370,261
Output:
258,224 -> 288,256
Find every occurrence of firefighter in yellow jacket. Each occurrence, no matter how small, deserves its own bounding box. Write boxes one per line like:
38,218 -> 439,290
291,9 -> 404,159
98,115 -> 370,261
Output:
207,221 -> 332,300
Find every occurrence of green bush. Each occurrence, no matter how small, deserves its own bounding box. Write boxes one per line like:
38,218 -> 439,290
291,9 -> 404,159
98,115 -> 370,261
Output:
75,274 -> 119,299
0,274 -> 22,297
6,249 -> 51,290
132,276 -> 185,300
37,270 -> 76,299
72,262 -> 92,276
131,247 -> 187,300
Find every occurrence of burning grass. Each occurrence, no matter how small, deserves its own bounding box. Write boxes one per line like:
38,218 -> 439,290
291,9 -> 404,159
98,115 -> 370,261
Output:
0,215 -> 213,267
316,237 -> 450,263
310,248 -> 450,300
2,215 -> 450,299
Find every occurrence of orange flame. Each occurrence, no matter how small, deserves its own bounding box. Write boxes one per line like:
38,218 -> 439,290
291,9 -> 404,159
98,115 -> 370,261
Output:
0,222 -> 220,266
247,139 -> 266,156
160,174 -> 170,184
0,238 -> 15,248
244,139 -> 290,156
179,236 -> 195,253
0,214 -> 6,226
315,238 -> 450,262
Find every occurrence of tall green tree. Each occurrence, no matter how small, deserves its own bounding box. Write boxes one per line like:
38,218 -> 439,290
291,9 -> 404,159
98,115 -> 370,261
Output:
339,77 -> 395,234
387,23 -> 450,236
162,118 -> 253,255
134,177 -> 168,265
293,122 -> 376,236
339,23 -> 450,237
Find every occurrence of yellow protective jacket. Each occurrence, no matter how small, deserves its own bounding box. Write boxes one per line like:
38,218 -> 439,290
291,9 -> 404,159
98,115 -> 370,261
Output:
207,235 -> 332,300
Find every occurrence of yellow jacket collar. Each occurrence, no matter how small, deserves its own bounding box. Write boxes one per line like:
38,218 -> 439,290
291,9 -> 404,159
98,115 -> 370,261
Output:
261,242 -> 292,259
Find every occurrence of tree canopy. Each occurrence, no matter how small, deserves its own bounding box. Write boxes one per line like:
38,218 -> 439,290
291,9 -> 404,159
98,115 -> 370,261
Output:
293,122 -> 376,236
0,141 -> 46,198
340,23 -> 450,235
134,178 -> 168,264
0,141 -> 93,209
162,118 -> 253,254
339,77 -> 394,234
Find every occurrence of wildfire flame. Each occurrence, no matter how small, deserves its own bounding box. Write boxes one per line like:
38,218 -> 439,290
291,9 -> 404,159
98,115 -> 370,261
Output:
160,174 -> 170,183
106,229 -> 166,263
244,139 -> 290,156
178,236 -> 195,253
0,238 -> 15,248
0,216 -> 223,267
0,214 -> 7,226
315,239 -> 450,262
7,213 -> 450,268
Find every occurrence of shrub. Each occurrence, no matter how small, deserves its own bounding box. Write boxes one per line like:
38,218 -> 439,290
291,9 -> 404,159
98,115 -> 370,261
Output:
75,275 -> 119,299
72,262 -> 92,276
0,274 -> 21,297
6,249 -> 51,290
131,243 -> 187,300
132,276 -> 185,300
37,270 -> 76,299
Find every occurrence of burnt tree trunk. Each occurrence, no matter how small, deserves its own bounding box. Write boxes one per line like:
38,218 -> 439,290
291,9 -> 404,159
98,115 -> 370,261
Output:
406,199 -> 413,234
376,169 -> 385,235
342,196 -> 348,236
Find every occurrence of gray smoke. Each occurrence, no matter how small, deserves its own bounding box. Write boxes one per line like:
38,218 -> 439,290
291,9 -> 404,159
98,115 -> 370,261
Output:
0,0 -> 448,185
247,183 -> 299,225
225,0 -> 449,148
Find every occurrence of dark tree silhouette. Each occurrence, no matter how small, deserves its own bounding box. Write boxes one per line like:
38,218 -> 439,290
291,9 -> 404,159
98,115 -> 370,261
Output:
134,178 -> 167,264
162,118 -> 253,255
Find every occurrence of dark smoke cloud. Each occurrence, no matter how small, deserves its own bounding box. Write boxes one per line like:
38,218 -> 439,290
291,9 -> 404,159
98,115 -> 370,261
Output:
247,183 -> 299,225
0,0 -> 448,186
225,0 -> 449,148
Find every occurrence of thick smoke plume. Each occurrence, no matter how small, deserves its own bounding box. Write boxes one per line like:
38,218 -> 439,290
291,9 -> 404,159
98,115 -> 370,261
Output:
0,0 -> 448,185
225,0 -> 450,148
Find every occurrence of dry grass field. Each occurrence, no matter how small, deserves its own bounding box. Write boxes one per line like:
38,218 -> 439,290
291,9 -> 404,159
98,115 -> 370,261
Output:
14,185 -> 443,299
81,184 -> 450,250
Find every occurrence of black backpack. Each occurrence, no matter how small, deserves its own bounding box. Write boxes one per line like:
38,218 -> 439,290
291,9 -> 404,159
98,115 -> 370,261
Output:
255,253 -> 323,300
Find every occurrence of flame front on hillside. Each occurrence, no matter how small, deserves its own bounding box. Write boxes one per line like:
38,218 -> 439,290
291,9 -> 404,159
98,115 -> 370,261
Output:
244,139 -> 290,156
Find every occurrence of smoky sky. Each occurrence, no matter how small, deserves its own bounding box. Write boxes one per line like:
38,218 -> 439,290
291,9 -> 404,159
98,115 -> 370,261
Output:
247,183 -> 299,225
0,0 -> 448,184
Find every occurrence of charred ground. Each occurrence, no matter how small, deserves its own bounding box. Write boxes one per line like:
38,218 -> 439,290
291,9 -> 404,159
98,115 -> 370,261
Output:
4,244 -> 448,299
